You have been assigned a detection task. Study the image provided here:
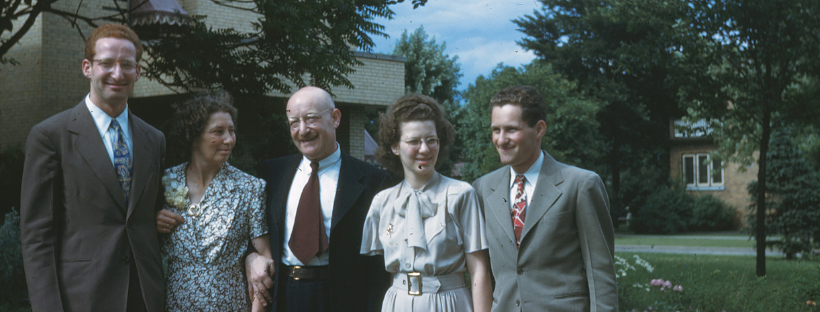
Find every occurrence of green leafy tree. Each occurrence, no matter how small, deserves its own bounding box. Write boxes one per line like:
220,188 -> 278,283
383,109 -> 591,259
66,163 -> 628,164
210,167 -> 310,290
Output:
458,61 -> 605,182
664,0 -> 820,275
514,0 -> 683,218
748,127 -> 820,259
393,26 -> 462,105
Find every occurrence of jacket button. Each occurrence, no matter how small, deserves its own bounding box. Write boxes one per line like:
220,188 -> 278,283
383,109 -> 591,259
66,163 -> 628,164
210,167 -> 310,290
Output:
123,255 -> 130,262
515,300 -> 520,306
517,268 -> 523,275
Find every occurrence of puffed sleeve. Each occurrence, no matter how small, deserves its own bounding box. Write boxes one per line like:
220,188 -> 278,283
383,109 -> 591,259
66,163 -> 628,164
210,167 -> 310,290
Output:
249,178 -> 268,239
450,183 -> 488,254
360,190 -> 386,256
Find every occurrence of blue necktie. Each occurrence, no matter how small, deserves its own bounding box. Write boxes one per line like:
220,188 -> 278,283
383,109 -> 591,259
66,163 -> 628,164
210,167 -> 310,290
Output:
111,119 -> 132,205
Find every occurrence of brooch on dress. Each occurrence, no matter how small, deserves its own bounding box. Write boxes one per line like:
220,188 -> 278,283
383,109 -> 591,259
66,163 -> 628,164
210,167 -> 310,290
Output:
386,223 -> 394,237
187,203 -> 205,217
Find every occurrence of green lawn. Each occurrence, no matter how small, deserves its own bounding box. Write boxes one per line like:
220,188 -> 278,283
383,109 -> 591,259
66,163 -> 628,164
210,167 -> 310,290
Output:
615,236 -> 755,248
616,252 -> 820,312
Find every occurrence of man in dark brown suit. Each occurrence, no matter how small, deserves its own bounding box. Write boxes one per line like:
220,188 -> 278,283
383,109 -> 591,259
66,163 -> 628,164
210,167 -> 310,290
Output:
20,24 -> 165,312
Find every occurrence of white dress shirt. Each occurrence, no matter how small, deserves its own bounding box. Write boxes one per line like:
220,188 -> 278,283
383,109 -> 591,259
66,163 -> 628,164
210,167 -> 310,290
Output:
85,95 -> 132,166
282,144 -> 342,266
508,151 -> 544,208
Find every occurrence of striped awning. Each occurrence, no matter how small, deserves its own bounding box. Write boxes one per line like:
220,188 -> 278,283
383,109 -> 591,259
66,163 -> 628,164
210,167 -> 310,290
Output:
130,0 -> 189,27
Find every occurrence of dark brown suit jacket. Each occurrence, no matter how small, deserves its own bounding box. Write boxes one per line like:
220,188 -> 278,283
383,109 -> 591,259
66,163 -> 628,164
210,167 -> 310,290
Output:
21,101 -> 166,312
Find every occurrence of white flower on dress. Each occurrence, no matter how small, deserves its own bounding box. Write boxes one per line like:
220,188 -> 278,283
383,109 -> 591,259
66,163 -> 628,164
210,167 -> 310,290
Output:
162,171 -> 189,210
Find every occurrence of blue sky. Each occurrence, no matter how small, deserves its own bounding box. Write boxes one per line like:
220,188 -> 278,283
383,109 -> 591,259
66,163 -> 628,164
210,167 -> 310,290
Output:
370,0 -> 541,91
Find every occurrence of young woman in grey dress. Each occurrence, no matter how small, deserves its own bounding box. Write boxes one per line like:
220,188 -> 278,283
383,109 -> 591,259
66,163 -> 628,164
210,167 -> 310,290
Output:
361,94 -> 492,312
154,91 -> 274,312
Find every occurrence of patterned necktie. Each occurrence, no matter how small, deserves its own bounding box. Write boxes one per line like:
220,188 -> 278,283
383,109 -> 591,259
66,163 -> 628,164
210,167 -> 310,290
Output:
110,119 -> 132,205
289,161 -> 329,264
512,174 -> 527,246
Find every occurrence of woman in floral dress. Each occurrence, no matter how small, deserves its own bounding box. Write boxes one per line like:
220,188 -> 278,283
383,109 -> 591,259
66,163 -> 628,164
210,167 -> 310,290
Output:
360,94 -> 492,312
155,91 -> 273,312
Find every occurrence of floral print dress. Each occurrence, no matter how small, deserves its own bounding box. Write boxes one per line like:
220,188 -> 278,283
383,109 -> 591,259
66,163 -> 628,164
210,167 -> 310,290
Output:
161,163 -> 268,312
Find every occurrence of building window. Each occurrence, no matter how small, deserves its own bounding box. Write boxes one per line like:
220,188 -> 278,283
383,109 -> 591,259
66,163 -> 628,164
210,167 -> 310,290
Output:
682,153 -> 724,190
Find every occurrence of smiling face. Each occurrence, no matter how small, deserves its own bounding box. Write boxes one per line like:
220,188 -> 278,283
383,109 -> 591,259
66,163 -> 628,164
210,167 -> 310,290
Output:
491,104 -> 546,173
82,37 -> 140,112
192,111 -> 236,166
286,87 -> 340,161
393,120 -> 439,181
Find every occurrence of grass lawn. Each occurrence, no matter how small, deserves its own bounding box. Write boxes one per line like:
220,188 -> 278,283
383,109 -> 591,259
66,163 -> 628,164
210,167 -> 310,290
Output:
615,236 -> 755,248
616,252 -> 820,312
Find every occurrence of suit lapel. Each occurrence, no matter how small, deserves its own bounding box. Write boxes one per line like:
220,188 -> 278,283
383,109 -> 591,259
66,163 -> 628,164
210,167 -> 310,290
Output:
68,102 -> 127,210
126,115 -> 154,219
486,167 -> 517,245
520,152 -> 563,240
330,152 -> 365,232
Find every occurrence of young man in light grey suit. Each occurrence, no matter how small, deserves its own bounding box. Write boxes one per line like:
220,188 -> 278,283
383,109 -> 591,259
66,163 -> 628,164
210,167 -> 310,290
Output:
20,24 -> 165,312
472,86 -> 617,312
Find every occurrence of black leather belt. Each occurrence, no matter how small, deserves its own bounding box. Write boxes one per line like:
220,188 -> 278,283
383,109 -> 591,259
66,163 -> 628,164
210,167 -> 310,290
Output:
284,265 -> 330,281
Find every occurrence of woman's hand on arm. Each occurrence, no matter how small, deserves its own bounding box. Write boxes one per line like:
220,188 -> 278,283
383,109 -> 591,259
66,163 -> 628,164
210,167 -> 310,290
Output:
156,209 -> 184,234
247,235 -> 275,307
466,249 -> 492,312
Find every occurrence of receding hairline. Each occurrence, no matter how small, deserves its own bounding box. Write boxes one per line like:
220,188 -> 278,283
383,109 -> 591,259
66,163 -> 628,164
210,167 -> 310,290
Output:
287,86 -> 335,112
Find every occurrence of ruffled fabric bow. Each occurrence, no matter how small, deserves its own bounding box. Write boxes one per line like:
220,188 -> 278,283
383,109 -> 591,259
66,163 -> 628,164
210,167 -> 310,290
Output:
394,189 -> 437,250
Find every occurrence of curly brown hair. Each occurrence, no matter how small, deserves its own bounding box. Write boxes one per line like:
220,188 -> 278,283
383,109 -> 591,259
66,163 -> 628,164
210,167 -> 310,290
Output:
85,24 -> 143,62
170,91 -> 238,161
376,94 -> 455,176
489,85 -> 547,127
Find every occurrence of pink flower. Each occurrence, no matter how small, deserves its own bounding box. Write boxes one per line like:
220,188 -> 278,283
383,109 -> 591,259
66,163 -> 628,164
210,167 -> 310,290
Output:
663,280 -> 672,288
650,279 -> 663,286
673,285 -> 683,292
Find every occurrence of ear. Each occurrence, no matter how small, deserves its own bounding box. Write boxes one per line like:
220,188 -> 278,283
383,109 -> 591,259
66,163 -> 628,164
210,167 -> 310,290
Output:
534,120 -> 547,139
331,108 -> 341,129
135,63 -> 141,81
82,59 -> 92,78
391,143 -> 400,156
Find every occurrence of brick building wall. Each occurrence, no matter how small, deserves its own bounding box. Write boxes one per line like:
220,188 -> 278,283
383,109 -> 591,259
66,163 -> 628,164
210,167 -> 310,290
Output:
670,141 -> 759,226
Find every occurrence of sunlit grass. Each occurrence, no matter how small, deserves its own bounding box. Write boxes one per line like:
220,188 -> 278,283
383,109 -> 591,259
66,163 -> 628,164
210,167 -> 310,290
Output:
616,252 -> 820,312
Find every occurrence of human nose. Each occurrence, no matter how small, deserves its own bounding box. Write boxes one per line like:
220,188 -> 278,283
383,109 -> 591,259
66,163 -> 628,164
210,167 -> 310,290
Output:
109,63 -> 124,78
224,132 -> 236,146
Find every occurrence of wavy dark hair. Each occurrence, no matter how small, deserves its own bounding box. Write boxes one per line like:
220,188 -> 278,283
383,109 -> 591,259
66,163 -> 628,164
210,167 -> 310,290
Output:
170,91 -> 238,161
376,94 -> 454,176
489,85 -> 547,127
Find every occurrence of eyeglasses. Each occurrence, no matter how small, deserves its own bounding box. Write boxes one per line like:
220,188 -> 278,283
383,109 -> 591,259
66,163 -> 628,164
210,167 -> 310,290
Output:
402,137 -> 439,149
287,108 -> 332,130
93,59 -> 139,73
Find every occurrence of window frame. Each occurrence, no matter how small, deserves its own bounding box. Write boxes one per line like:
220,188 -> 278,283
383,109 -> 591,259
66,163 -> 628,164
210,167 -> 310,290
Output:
682,153 -> 724,190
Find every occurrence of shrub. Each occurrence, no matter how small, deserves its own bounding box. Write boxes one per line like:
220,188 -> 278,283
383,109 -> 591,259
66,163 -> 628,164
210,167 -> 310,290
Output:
0,208 -> 27,307
630,186 -> 693,234
689,194 -> 736,231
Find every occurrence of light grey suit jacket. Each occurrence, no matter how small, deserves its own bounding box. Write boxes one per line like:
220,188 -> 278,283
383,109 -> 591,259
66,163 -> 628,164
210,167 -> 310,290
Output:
20,102 -> 166,312
472,151 -> 617,312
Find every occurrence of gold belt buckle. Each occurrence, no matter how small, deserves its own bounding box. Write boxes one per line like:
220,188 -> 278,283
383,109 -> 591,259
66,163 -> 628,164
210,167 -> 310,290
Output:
292,265 -> 301,281
407,272 -> 422,296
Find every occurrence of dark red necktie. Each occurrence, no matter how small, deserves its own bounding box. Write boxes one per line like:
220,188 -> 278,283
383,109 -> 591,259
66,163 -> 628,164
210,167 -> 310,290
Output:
512,174 -> 527,247
289,161 -> 329,264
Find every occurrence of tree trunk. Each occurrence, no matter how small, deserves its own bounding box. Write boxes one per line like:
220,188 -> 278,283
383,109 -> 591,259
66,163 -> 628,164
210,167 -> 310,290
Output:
756,107 -> 771,277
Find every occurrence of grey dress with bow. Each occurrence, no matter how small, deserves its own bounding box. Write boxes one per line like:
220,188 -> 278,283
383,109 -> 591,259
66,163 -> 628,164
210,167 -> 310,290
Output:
361,172 -> 488,312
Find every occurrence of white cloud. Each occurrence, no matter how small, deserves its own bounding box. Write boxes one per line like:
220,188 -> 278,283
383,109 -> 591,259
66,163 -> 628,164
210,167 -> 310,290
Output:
371,0 -> 541,90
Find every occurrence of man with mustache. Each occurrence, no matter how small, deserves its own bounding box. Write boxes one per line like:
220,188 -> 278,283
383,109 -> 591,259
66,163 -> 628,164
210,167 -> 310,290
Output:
246,86 -> 392,312
472,86 -> 617,311
20,24 -> 166,312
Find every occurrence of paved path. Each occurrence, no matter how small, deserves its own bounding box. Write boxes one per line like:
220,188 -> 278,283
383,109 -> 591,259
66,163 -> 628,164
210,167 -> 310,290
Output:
615,244 -> 785,256
614,234 -> 785,256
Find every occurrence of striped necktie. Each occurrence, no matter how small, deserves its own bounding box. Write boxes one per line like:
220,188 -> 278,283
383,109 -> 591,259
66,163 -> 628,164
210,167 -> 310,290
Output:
512,174 -> 527,246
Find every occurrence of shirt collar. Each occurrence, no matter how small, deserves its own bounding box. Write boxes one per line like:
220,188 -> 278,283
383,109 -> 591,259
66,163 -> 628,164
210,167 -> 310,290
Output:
85,94 -> 130,136
300,143 -> 342,172
509,150 -> 544,189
